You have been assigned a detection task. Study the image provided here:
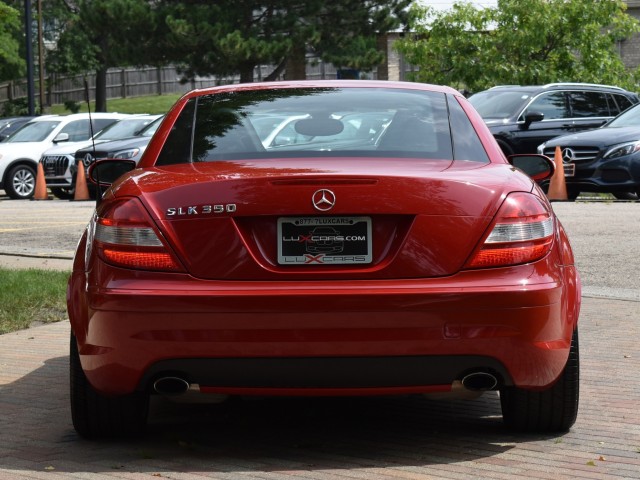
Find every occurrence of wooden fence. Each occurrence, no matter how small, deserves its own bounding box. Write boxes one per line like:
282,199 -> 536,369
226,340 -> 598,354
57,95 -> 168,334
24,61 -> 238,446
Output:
0,61 -> 365,112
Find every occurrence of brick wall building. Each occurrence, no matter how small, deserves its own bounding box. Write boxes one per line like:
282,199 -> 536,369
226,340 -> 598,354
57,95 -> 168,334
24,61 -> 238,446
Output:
620,0 -> 640,69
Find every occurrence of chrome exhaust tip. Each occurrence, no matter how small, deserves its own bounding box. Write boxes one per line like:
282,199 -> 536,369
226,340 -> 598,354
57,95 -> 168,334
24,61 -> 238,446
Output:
461,372 -> 498,392
153,376 -> 190,396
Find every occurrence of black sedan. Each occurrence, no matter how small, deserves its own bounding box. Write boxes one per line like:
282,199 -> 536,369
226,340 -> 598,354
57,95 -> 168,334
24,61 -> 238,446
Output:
538,104 -> 640,200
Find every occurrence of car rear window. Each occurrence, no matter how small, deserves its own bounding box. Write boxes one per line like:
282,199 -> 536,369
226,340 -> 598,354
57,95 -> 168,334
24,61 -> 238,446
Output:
568,91 -> 610,118
612,94 -> 635,114
156,87 -> 490,166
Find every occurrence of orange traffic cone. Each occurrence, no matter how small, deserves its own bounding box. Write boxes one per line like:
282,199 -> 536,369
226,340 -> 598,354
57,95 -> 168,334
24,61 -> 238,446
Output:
547,146 -> 568,201
32,162 -> 50,200
73,161 -> 91,201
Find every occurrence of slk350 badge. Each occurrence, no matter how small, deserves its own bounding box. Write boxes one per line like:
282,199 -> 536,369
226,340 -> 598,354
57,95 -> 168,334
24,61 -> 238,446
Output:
166,204 -> 237,217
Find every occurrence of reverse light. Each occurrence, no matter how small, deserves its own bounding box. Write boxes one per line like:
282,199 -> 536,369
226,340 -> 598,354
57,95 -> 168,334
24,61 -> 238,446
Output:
465,192 -> 554,269
93,198 -> 183,272
603,141 -> 640,160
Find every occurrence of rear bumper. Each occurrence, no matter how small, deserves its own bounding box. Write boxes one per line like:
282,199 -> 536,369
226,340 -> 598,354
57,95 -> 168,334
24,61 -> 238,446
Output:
69,259 -> 580,396
139,355 -> 512,394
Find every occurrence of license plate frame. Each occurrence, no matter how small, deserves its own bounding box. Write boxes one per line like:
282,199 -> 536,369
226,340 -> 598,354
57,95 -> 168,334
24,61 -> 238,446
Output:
277,216 -> 372,265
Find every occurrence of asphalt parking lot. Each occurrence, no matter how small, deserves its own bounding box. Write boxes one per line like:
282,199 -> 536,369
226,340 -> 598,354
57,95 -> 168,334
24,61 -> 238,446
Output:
0,194 -> 639,479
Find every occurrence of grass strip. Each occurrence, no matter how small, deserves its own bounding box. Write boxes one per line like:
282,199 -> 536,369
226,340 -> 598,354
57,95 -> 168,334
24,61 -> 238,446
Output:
48,93 -> 182,115
0,268 -> 70,335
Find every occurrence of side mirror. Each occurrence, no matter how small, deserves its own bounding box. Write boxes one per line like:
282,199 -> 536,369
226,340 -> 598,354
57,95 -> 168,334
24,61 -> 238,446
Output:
88,159 -> 136,186
508,154 -> 555,181
53,132 -> 69,143
522,111 -> 544,128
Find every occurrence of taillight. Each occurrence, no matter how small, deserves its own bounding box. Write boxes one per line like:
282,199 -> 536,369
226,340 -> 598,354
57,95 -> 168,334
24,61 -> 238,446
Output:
465,192 -> 554,269
93,198 -> 184,272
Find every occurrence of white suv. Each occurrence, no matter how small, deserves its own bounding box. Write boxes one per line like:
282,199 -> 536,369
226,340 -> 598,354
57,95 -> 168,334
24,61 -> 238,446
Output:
0,113 -> 128,199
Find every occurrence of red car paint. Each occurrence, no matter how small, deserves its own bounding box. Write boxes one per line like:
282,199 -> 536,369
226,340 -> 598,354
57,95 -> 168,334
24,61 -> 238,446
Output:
68,81 -> 580,436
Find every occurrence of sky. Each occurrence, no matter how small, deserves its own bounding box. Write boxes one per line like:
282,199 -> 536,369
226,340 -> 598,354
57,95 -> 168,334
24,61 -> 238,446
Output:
424,0 -> 498,11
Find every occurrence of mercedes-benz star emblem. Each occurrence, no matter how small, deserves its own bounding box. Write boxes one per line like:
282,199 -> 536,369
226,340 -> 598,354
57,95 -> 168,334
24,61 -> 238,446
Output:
83,153 -> 94,167
561,148 -> 575,162
312,189 -> 336,212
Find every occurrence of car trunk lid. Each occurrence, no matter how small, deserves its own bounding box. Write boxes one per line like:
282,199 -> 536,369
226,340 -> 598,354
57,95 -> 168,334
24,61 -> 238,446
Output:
115,158 -> 526,280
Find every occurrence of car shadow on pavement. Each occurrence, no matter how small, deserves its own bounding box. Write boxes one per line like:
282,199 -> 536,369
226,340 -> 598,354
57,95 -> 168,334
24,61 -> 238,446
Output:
0,354 -> 565,476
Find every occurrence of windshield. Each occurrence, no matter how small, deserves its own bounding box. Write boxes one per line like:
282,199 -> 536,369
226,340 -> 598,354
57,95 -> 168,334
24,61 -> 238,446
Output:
139,116 -> 163,137
6,120 -> 61,142
156,88 -> 480,165
607,104 -> 640,127
94,117 -> 158,141
468,90 -> 532,119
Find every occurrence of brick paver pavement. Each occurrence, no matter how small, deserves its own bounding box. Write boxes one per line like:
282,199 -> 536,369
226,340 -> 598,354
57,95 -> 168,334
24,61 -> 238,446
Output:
1,297 -> 639,479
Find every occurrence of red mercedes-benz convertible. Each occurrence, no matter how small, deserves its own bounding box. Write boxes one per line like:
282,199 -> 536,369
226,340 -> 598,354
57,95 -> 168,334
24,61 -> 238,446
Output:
67,81 -> 580,438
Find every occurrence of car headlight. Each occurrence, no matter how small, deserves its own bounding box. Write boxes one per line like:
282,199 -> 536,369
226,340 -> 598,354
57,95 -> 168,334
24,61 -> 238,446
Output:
603,141 -> 640,160
112,148 -> 140,159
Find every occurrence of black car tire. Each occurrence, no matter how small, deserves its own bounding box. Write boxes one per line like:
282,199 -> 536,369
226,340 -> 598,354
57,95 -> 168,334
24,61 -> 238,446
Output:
5,164 -> 36,199
51,187 -> 75,200
70,332 -> 149,439
612,192 -> 639,201
566,188 -> 580,201
500,328 -> 579,432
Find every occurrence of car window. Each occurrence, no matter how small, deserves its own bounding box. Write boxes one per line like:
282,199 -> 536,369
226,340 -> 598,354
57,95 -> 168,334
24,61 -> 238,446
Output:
612,94 -> 634,114
157,88 -> 461,164
523,92 -> 569,120
267,116 -> 313,147
467,90 -> 531,119
93,119 -> 119,137
449,96 -> 489,163
95,117 -> 157,141
156,100 -> 195,166
60,119 -> 115,142
5,120 -> 61,142
568,91 -> 610,117
140,116 -> 163,137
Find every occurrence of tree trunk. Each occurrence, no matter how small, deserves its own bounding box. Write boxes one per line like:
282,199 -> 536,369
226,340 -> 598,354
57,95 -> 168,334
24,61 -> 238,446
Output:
95,67 -> 108,112
239,63 -> 254,83
264,57 -> 288,82
285,43 -> 306,80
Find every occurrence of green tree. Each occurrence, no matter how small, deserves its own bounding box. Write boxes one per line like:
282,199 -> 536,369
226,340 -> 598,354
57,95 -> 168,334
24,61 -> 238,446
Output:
47,0 -> 156,112
285,0 -> 411,80
395,0 -> 640,92
159,1 -> 410,83
159,1 -> 294,83
0,1 -> 24,82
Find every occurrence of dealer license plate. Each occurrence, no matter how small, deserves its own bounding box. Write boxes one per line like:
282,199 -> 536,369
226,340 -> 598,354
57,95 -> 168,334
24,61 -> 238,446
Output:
564,162 -> 575,178
277,217 -> 372,265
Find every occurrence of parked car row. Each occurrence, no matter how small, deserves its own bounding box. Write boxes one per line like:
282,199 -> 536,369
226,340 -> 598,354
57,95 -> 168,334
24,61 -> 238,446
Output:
41,114 -> 162,199
4,81 -> 640,201
468,82 -> 640,199
0,113 -> 161,199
